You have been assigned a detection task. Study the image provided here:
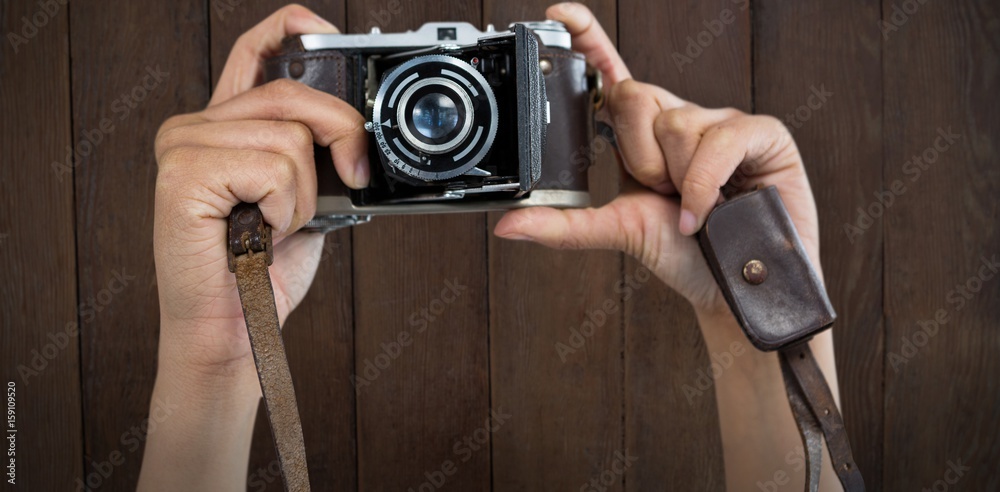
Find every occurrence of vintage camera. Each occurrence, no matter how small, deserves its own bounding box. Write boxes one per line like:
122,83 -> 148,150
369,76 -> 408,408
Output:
266,21 -> 602,231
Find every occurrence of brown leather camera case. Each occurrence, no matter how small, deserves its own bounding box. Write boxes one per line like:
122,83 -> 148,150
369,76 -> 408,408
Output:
697,185 -> 836,351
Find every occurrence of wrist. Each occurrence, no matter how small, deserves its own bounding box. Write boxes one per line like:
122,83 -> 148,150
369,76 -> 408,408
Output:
693,309 -> 778,381
156,316 -> 261,402
693,308 -> 746,351
140,322 -> 261,492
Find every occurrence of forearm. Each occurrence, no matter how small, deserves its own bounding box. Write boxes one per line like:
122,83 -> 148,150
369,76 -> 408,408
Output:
137,322 -> 261,492
697,310 -> 843,492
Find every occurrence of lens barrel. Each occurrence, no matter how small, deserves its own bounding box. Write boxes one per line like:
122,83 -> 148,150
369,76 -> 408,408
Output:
372,55 -> 498,181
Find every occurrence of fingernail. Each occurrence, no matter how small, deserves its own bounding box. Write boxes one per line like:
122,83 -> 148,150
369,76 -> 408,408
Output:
499,233 -> 534,242
679,209 -> 697,236
353,155 -> 370,188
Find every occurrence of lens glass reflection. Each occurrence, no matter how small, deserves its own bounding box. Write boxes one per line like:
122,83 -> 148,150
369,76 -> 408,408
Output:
411,93 -> 459,140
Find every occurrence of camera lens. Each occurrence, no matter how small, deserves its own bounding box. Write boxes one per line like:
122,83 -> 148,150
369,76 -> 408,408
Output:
412,93 -> 459,140
372,55 -> 498,181
396,77 -> 474,155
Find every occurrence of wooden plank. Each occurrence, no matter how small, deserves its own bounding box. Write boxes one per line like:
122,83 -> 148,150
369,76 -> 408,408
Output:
346,1 -> 491,490
754,0 -> 885,488
882,0 -> 1000,489
0,1 -> 81,489
208,2 -> 356,490
483,1 -> 625,490
617,0 -> 750,489
69,1 -> 208,488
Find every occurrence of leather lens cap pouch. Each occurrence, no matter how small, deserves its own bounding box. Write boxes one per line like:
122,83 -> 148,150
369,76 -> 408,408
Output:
697,186 -> 836,351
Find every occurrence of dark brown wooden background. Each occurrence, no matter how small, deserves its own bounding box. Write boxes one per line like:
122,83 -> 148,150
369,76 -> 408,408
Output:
2,0 -> 998,490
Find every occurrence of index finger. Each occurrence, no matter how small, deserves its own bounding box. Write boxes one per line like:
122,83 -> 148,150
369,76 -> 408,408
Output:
211,4 -> 341,106
201,79 -> 369,189
546,3 -> 632,85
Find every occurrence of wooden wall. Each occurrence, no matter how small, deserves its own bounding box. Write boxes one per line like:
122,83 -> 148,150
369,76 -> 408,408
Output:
1,0 -> 997,490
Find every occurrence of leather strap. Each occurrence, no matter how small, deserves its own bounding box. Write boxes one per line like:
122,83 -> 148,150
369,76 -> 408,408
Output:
779,343 -> 865,492
227,203 -> 311,492
779,352 -> 823,491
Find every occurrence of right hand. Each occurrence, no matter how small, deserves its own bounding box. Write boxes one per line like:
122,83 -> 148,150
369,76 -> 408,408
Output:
153,4 -> 367,377
496,3 -> 820,320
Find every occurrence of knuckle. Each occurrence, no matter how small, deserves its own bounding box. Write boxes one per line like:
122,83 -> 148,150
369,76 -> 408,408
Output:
654,108 -> 689,138
155,126 -> 187,156
288,121 -> 314,146
157,145 -> 197,169
261,78 -> 305,103
760,114 -> 792,137
683,169 -> 719,196
720,106 -> 745,119
633,164 -> 667,185
157,114 -> 187,136
270,153 -> 298,182
273,120 -> 313,150
756,113 -> 783,127
155,147 -> 199,191
737,114 -> 794,151
707,123 -> 738,145
557,237 -> 582,250
324,111 -> 366,147
155,115 -> 192,152
615,208 -> 644,258
234,31 -> 257,57
609,79 -> 649,111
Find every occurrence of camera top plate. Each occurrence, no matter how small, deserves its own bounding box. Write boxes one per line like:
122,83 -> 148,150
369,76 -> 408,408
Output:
297,21 -> 570,52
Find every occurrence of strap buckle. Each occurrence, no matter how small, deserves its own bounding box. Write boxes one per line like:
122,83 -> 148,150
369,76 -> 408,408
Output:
227,202 -> 273,273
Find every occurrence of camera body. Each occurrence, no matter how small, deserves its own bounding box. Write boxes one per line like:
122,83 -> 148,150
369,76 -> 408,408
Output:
265,21 -> 600,231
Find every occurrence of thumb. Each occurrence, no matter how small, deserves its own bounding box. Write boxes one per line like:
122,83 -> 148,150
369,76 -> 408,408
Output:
494,206 -> 628,252
495,194 -> 704,291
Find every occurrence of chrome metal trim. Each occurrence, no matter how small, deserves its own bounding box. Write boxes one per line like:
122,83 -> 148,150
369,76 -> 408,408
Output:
511,21 -> 571,50
297,21 -> 565,51
302,214 -> 372,234
309,190 -> 590,220
300,23 -> 491,50
395,77 -> 474,155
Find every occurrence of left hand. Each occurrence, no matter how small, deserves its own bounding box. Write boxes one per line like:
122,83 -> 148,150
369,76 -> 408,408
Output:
495,2 -> 821,318
153,5 -> 367,375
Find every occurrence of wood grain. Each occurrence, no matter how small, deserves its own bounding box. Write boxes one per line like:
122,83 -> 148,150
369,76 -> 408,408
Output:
69,1 -> 208,489
346,1 -> 491,490
483,1 -> 626,490
617,0 -> 750,489
754,0 -> 885,488
5,0 -> 1000,489
882,0 -> 1000,489
209,2 -> 357,490
0,1 -> 82,489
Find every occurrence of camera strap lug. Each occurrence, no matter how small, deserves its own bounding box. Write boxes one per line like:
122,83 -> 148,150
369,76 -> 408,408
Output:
304,214 -> 372,233
587,66 -> 604,111
227,202 -> 311,492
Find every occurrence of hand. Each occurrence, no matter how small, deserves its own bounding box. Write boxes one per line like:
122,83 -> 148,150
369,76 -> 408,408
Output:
153,5 -> 367,375
495,3 -> 821,318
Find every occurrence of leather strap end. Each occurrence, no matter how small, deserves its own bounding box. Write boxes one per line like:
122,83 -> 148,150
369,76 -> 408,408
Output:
227,203 -> 274,273
780,344 -> 866,492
